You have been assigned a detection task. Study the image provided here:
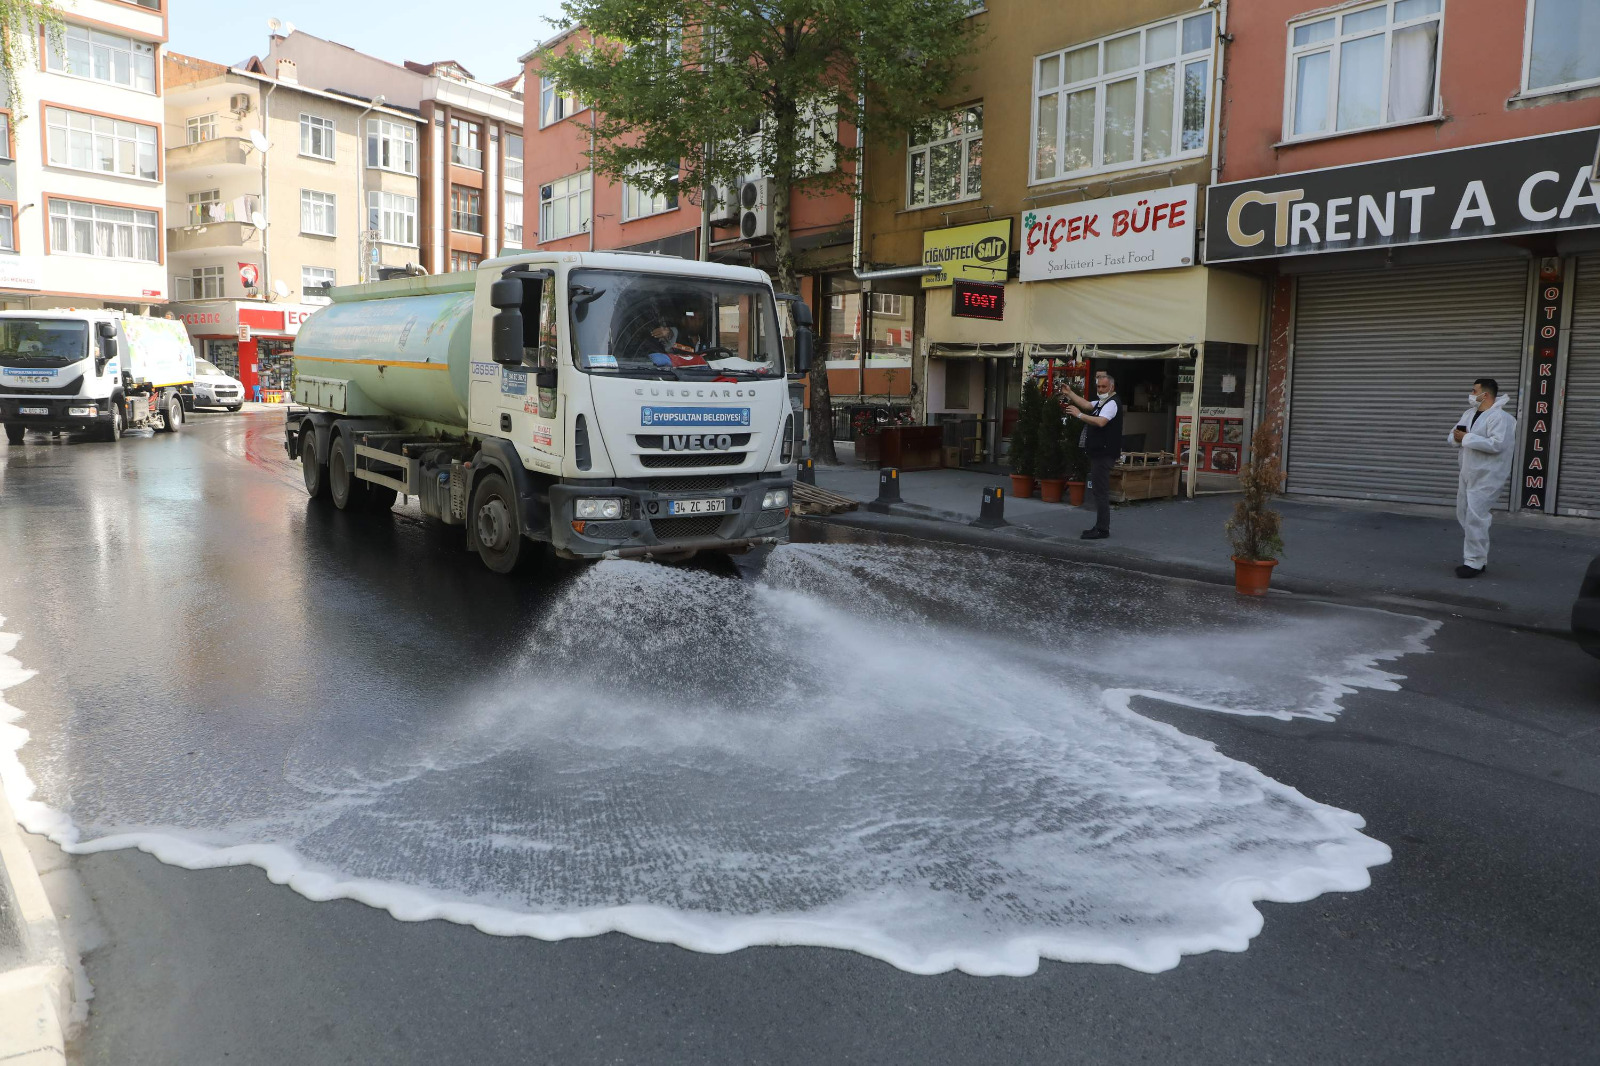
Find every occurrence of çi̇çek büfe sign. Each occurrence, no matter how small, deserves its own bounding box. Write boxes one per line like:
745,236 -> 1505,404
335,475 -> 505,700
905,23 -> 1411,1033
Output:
1020,184 -> 1198,282
1204,127 -> 1600,262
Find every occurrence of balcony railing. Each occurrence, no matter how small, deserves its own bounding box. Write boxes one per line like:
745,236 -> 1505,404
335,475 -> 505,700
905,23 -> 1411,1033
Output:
166,137 -> 253,170
167,221 -> 262,254
182,195 -> 261,227
450,144 -> 483,169
451,211 -> 483,233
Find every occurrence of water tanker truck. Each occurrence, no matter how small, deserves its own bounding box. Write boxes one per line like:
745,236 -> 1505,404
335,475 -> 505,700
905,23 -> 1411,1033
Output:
285,251 -> 814,572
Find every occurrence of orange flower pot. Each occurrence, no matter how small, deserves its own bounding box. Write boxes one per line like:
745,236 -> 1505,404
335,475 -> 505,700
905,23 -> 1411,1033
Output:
1010,474 -> 1036,498
1066,480 -> 1086,506
1232,556 -> 1278,596
1038,478 -> 1065,503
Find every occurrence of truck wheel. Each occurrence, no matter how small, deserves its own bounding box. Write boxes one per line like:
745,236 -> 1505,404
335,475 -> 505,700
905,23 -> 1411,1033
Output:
328,440 -> 368,511
471,472 -> 525,574
4,424 -> 22,446
301,429 -> 330,500
100,402 -> 124,443
160,393 -> 184,433
364,484 -> 398,512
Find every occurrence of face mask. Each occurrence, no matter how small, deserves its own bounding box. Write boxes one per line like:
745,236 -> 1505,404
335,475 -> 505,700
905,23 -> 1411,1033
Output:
1097,387 -> 1111,399
1468,392 -> 1481,406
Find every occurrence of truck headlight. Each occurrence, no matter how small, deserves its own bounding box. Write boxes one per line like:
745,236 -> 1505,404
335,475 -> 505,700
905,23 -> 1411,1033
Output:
762,489 -> 789,510
68,406 -> 98,417
574,498 -> 623,520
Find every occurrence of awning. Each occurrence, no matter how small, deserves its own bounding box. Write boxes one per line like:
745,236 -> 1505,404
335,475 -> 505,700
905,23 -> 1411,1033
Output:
928,342 -> 1022,359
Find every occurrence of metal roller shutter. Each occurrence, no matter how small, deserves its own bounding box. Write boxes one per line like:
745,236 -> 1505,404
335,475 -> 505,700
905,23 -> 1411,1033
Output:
1288,260 -> 1528,506
1556,255 -> 1600,517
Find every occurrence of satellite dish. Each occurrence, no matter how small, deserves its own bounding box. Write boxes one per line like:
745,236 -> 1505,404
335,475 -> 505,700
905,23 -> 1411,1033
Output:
250,211 -> 269,230
273,280 -> 290,298
267,17 -> 295,35
248,129 -> 270,153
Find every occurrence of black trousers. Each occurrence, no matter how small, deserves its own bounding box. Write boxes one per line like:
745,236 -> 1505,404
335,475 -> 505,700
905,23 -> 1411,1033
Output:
1089,453 -> 1115,532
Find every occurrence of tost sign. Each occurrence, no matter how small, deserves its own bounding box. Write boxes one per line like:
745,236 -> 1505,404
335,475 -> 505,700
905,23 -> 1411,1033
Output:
1021,184 -> 1197,282
951,278 -> 1005,321
1206,127 -> 1600,263
921,218 -> 1012,289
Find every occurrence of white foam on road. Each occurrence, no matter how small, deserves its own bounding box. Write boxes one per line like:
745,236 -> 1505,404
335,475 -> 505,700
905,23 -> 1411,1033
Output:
0,546 -> 1438,975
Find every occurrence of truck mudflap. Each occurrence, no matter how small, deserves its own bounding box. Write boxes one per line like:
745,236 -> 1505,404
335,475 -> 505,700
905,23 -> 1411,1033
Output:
548,475 -> 793,560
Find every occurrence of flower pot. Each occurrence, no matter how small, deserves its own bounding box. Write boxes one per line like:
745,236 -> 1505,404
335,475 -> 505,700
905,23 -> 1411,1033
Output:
1232,556 -> 1278,596
1038,478 -> 1065,503
1066,480 -> 1086,506
1009,474 -> 1035,498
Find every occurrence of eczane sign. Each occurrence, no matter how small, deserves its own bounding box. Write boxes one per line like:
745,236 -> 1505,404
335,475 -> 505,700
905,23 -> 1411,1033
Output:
1020,184 -> 1197,282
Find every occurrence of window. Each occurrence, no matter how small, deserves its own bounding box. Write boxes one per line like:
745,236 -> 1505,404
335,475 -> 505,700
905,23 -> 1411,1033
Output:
450,118 -> 482,169
186,114 -> 217,144
45,107 -> 159,181
504,132 -> 524,181
504,192 -> 523,245
300,190 -> 337,236
368,191 -> 417,245
190,265 -> 225,299
540,77 -> 585,127
366,119 -> 416,174
1288,0 -> 1441,139
869,292 -> 904,317
539,171 -> 591,241
0,113 -> 12,160
450,185 -> 482,233
906,106 -> 983,208
302,266 -> 336,297
1525,0 -> 1600,93
187,189 -> 220,225
798,103 -> 840,176
622,165 -> 678,220
1032,12 -> 1212,183
48,199 -> 160,261
0,205 -> 14,252
450,251 -> 482,272
300,114 -> 335,160
46,25 -> 157,93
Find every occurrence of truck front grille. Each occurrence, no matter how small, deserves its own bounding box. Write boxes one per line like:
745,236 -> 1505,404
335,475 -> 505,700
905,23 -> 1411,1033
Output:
0,375 -> 83,397
636,434 -> 751,450
640,453 -> 747,469
651,515 -> 725,541
648,475 -> 734,492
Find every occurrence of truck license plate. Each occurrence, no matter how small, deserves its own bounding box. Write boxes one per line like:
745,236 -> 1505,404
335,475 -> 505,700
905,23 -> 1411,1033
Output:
19,407 -> 48,416
667,497 -> 727,516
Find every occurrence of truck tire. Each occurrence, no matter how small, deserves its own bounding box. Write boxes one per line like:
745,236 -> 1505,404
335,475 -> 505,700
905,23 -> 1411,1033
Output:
471,472 -> 526,574
4,424 -> 22,446
328,439 -> 368,511
363,484 -> 398,512
160,393 -> 183,433
99,401 -> 124,443
301,428 -> 330,499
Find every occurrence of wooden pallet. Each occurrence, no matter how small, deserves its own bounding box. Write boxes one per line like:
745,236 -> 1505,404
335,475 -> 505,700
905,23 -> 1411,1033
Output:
792,482 -> 860,516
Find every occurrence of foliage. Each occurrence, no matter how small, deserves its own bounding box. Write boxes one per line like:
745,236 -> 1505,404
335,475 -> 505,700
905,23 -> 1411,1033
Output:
541,0 -> 983,463
1035,395 -> 1066,480
1010,377 -> 1041,477
1226,421 -> 1285,561
1062,396 -> 1089,481
0,0 -> 63,116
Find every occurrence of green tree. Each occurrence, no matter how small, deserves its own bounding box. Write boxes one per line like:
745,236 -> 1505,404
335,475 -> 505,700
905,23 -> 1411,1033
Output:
1,1 -> 63,114
1010,377 -> 1041,478
540,0 -> 982,464
1036,395 -> 1066,480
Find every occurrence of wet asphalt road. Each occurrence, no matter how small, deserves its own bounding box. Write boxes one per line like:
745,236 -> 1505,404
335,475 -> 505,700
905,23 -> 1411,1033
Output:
2,411 -> 1599,1065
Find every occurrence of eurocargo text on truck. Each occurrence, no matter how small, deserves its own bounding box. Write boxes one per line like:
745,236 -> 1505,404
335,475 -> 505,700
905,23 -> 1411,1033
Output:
285,251 -> 814,571
0,311 -> 195,444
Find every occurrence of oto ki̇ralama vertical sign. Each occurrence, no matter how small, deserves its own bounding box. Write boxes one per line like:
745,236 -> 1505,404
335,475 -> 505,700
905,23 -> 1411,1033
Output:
1523,260 -> 1562,511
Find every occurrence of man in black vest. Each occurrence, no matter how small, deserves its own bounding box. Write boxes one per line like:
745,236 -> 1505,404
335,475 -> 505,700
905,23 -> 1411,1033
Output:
1063,370 -> 1123,540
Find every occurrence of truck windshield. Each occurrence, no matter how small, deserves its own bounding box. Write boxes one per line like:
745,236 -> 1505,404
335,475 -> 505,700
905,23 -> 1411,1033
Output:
567,269 -> 783,380
0,320 -> 89,368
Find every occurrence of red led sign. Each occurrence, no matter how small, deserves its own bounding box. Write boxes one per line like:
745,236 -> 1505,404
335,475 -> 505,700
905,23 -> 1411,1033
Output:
952,279 -> 1005,321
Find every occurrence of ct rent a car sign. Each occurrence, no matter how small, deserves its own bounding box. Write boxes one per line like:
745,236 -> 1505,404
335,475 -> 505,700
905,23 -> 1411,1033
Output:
1020,184 -> 1198,282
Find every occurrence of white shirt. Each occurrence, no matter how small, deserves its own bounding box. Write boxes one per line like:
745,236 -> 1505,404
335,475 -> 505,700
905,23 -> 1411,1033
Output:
1091,395 -> 1119,421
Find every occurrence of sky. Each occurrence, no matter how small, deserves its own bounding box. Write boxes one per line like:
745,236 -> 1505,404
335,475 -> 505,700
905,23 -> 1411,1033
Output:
166,0 -> 569,84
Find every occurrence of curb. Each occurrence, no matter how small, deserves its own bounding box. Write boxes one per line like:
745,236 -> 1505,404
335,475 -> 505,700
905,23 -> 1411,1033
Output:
800,505 -> 1576,638
0,770 -> 71,1064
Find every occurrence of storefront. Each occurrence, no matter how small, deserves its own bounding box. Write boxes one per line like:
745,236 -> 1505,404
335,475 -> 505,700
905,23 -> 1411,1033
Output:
168,301 -> 323,399
1206,126 -> 1600,516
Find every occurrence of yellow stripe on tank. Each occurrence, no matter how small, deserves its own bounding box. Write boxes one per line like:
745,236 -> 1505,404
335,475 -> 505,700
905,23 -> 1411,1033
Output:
293,355 -> 451,372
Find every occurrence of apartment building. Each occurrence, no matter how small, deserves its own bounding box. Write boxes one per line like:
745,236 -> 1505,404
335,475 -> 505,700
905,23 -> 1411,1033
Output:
1207,0 -> 1600,518
266,30 -> 524,276
162,52 -> 422,396
0,0 -> 168,310
860,0 -> 1259,475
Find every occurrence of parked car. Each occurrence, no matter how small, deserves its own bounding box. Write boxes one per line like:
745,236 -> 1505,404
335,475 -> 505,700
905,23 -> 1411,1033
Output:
1574,554 -> 1600,660
184,358 -> 244,412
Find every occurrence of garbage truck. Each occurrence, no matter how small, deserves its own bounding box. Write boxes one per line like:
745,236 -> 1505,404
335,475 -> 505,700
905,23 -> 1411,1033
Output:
285,251 -> 814,572
0,310 -> 194,444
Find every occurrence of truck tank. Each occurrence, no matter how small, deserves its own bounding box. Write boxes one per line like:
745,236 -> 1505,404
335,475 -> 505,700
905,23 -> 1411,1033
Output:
291,275 -> 478,427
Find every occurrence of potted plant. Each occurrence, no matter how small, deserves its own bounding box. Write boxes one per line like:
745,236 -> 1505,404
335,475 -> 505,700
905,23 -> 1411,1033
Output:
1009,378 -> 1041,497
1035,394 -> 1067,503
1226,422 -> 1284,595
1063,409 -> 1090,506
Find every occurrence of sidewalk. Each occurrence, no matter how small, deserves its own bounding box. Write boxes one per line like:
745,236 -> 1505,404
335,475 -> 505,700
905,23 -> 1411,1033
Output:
810,445 -> 1597,633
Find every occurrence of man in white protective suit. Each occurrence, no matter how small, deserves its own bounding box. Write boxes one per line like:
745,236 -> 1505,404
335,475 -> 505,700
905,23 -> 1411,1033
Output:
1448,377 -> 1517,579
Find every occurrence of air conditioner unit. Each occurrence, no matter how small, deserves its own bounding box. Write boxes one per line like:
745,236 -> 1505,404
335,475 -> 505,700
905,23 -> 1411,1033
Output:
229,93 -> 252,114
709,183 -> 739,224
739,177 -> 774,240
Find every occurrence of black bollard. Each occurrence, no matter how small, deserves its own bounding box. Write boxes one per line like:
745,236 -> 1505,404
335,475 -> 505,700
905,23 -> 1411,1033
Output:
797,457 -> 816,485
866,466 -> 902,513
971,485 -> 1008,528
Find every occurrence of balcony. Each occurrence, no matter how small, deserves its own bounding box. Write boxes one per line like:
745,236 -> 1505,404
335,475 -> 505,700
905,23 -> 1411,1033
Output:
167,220 -> 262,255
166,137 -> 255,172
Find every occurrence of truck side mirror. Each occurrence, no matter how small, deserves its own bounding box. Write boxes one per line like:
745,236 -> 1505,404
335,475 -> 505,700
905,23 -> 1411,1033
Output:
775,291 -> 814,376
490,278 -> 525,366
96,322 -> 117,340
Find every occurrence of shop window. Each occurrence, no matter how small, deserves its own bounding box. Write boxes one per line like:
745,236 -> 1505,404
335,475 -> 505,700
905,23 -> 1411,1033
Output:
186,114 -> 217,144
1033,12 -> 1211,183
45,107 -> 158,181
300,114 -> 336,161
907,105 -> 982,208
1524,0 -> 1600,93
539,170 -> 591,241
1287,0 -> 1441,139
207,341 -> 240,379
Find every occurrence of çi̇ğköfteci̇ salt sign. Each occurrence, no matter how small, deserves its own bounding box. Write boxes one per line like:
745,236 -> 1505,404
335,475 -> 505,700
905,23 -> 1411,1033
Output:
1019,184 -> 1198,283
921,218 -> 1013,289
1204,126 -> 1600,262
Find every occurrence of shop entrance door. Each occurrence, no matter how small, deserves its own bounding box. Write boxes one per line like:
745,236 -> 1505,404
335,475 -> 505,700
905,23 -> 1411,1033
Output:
1556,255 -> 1600,516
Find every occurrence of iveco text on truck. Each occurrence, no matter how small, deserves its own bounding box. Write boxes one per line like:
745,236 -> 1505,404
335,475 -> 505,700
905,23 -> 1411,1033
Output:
0,311 -> 195,444
285,252 -> 813,571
